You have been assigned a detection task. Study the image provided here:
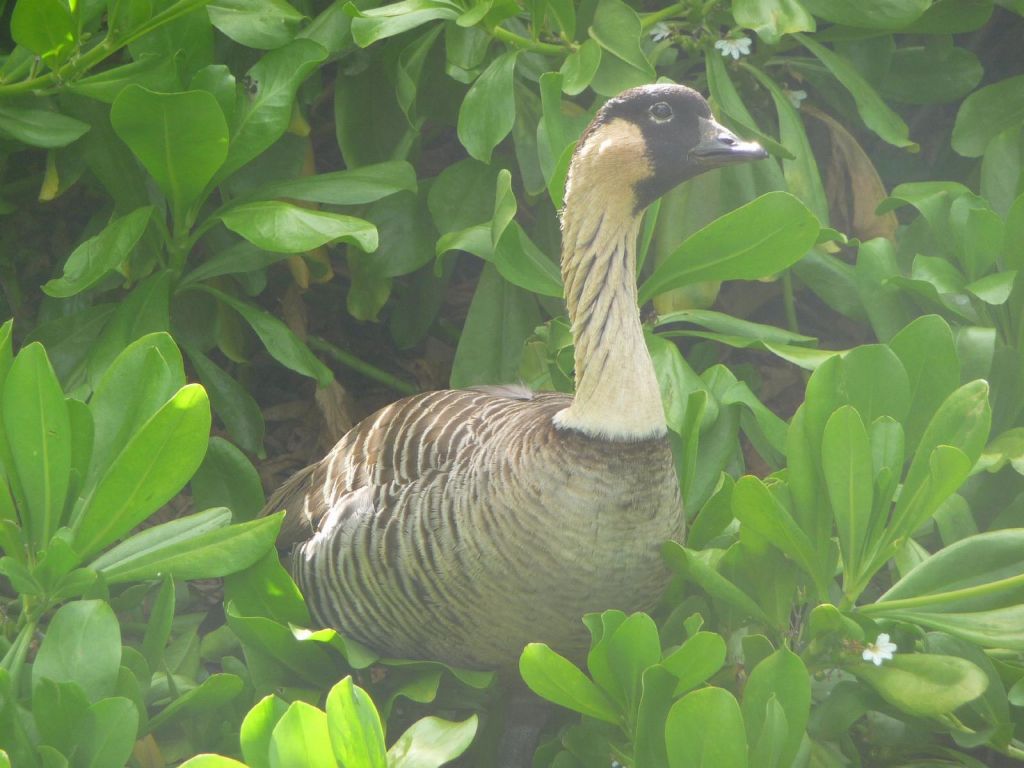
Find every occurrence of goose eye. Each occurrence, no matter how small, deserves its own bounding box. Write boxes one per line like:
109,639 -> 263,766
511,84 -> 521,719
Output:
649,102 -> 673,122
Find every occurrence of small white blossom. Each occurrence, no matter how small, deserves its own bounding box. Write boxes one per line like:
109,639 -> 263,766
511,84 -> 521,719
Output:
714,36 -> 752,60
785,89 -> 808,109
650,22 -> 671,42
862,633 -> 897,666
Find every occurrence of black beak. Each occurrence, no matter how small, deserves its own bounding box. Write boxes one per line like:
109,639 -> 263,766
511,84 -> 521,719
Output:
690,117 -> 768,166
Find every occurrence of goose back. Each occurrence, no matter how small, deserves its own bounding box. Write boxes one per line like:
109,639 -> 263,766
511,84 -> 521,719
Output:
267,387 -> 682,669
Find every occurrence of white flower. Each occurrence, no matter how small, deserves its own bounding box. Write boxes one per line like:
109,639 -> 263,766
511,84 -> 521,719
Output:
650,22 -> 671,42
862,633 -> 897,666
714,36 -> 752,60
785,89 -> 808,109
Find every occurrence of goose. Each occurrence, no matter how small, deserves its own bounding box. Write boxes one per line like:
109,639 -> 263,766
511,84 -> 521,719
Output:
263,83 -> 766,763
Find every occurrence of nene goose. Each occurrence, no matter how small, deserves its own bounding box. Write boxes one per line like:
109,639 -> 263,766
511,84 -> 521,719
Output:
264,83 -> 765,760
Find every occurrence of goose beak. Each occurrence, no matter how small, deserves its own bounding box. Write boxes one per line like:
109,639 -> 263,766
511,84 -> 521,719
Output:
690,117 -> 767,166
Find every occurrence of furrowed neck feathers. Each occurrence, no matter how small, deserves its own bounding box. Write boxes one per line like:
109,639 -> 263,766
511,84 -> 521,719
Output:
553,118 -> 667,441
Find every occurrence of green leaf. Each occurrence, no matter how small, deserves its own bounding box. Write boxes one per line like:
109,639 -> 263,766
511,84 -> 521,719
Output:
387,714 -> 478,767
966,271 -> 1016,305
220,200 -> 378,253
662,631 -> 727,696
492,222 -> 563,298
519,643 -> 621,724
634,665 -> 677,768
219,39 -> 328,181
111,86 -> 229,223
953,75 -> 1024,157
249,161 -> 417,205
89,509 -> 282,584
892,380 -> 991,541
662,543 -> 774,626
186,347 -> 266,456
208,0 -> 306,49
190,436 -> 267,517
795,34 -> 917,151
325,677 -> 387,768
732,0 -> 814,44
888,315 -> 960,451
73,384 -> 211,559
226,604 -> 340,686
32,601 -> 121,703
851,654 -> 987,716
874,530 -> 1024,612
880,45 -> 983,105
822,406 -> 873,589
587,0 -> 655,97
179,756 -> 249,768
0,106 -> 89,148
732,476 -> 829,598
145,673 -> 244,733
450,264 -> 540,387
269,701 -> 336,768
666,687 -> 748,768
3,342 -> 71,551
457,49 -> 519,163
79,697 -> 138,768
141,575 -> 175,670
242,695 -> 291,768
741,648 -> 810,768
800,0 -> 930,27
347,0 -> 460,46
10,0 -> 75,63
559,40 -> 601,96
32,679 -> 91,756
596,613 -> 661,712
872,604 -> 1024,650
194,285 -> 333,386
43,207 -> 154,298
639,192 -> 818,304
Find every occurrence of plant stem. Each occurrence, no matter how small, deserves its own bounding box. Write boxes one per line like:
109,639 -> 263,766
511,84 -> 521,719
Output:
640,2 -> 689,29
307,336 -> 419,396
491,26 -> 568,56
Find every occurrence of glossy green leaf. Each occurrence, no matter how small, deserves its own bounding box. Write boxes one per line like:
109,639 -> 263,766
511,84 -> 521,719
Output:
32,679 -> 91,756
241,695 -> 291,768
851,654 -> 988,716
560,40 -> 601,96
492,222 -> 563,298
220,200 -> 378,254
226,604 -> 339,686
219,39 -> 328,181
588,0 -> 655,96
146,673 -> 245,733
799,0 -> 929,28
732,476 -> 828,597
225,549 -> 310,626
186,347 -> 265,456
966,271 -> 1016,305
796,34 -> 917,150
457,49 -> 519,163
190,436 -> 266,517
179,756 -> 249,768
208,0 -> 305,49
249,161 -> 417,205
888,315 -> 960,451
874,604 -> 1024,650
742,648 -> 810,768
662,543 -> 774,626
86,332 -> 185,495
325,677 -> 387,768
666,687 -> 748,768
732,0 -> 814,45
875,530 -> 1024,611
141,575 -> 174,670
73,384 -> 211,559
662,631 -> 727,696
881,45 -> 982,105
43,207 -> 153,298
194,285 -> 333,386
640,192 -> 818,303
387,714 -> 478,768
3,343 -> 71,551
10,0 -> 75,63
519,643 -> 621,724
0,106 -> 89,148
269,701 -> 335,768
89,509 -> 281,584
111,86 -> 229,222
705,52 -> 792,161
953,75 -> 1024,157
32,601 -> 120,703
347,0 -> 459,46
822,406 -> 873,589
79,697 -> 138,768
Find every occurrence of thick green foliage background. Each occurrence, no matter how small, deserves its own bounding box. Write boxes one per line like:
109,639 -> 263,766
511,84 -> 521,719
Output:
2,0 -> 1024,765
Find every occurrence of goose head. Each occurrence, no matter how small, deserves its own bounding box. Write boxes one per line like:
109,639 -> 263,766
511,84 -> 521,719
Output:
565,84 -> 767,216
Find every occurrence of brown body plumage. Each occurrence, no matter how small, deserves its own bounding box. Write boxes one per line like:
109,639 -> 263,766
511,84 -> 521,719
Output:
263,84 -> 766,677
